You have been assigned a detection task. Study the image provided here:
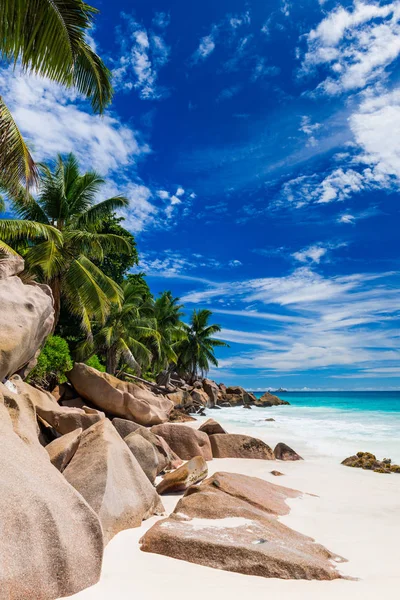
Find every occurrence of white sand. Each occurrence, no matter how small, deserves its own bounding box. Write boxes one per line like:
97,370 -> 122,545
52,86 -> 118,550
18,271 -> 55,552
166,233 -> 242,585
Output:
60,422 -> 400,600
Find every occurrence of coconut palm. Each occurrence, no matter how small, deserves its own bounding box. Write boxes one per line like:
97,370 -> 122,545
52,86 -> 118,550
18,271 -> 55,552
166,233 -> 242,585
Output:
152,291 -> 187,381
0,0 -> 112,192
0,153 -> 131,331
176,309 -> 229,382
78,279 -> 161,375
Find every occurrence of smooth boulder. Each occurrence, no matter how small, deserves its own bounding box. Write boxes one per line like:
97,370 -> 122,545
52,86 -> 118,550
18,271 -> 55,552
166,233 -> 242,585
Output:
0,274 -> 54,380
124,432 -> 160,483
255,392 -> 290,407
202,378 -> 219,407
274,442 -> 303,461
156,456 -> 208,495
151,423 -> 213,461
198,418 -> 227,436
0,383 -> 103,599
45,428 -> 82,471
11,376 -> 104,435
64,419 -> 164,544
209,433 -> 274,459
68,363 -> 173,425
141,472 -> 344,581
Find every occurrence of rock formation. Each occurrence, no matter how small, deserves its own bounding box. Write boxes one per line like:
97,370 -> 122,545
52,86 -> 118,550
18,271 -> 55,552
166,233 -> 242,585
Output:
209,433 -> 274,459
64,419 -> 164,544
45,428 -> 82,471
0,383 -> 104,599
151,423 -> 213,461
198,418 -> 227,436
274,442 -> 303,461
124,432 -> 160,483
342,451 -> 399,474
156,456 -> 208,495
0,255 -> 54,380
68,363 -> 173,425
255,391 -> 290,407
141,472 -> 344,580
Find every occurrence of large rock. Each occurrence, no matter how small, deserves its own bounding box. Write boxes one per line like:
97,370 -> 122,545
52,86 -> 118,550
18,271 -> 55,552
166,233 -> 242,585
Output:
68,363 -> 173,425
0,272 -> 54,380
64,419 -> 164,544
124,432 -> 160,483
220,386 -> 257,407
11,376 -> 104,435
255,392 -> 290,407
152,423 -> 213,461
112,418 -> 182,473
45,428 -> 82,471
156,456 -> 208,495
198,418 -> 227,436
0,251 -> 24,279
141,471 -> 344,581
202,378 -> 219,407
112,416 -> 140,439
190,388 -> 209,407
341,451 -> 397,473
274,442 -> 303,461
180,471 -> 299,516
0,382 -> 103,599
209,433 -> 274,459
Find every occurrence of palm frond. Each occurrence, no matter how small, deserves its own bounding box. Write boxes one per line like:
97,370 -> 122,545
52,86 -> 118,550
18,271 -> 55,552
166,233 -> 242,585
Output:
24,240 -> 67,279
76,196 -> 129,228
63,255 -> 123,325
0,96 -> 38,192
0,0 -> 112,112
0,218 -> 62,243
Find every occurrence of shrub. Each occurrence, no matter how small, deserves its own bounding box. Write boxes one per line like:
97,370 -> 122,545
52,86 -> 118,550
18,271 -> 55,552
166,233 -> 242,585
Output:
85,355 -> 106,372
27,336 -> 73,389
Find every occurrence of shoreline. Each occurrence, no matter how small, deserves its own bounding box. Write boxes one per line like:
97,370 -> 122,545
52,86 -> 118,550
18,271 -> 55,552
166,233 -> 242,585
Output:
60,416 -> 400,600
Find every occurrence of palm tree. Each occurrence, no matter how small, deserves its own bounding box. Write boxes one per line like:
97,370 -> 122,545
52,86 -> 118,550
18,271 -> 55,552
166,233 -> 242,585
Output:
78,279 -> 161,375
176,309 -> 229,382
0,0 -> 112,192
152,291 -> 186,382
0,153 -> 131,331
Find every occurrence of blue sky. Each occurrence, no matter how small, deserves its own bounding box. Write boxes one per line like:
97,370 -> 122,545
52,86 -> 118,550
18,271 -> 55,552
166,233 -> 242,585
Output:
2,0 -> 400,389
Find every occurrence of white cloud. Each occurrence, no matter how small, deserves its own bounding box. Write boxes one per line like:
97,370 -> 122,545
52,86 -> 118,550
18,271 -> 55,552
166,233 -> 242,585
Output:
292,245 -> 328,264
176,187 -> 185,197
302,1 -> 400,95
181,268 -> 400,373
229,259 -> 242,267
192,31 -> 217,62
0,66 -> 149,176
138,251 -> 244,276
157,190 -> 170,200
113,14 -> 170,99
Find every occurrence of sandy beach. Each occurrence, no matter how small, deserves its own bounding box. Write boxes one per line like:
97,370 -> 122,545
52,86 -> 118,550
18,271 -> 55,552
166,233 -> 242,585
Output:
60,418 -> 400,600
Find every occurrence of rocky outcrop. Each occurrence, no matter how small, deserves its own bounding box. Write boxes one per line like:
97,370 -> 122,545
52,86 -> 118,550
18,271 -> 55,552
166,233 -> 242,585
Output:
342,451 -> 399,474
113,418 -> 182,473
0,255 -> 54,380
45,428 -> 82,471
64,419 -> 164,544
209,433 -> 274,459
141,471 -> 344,581
198,418 -> 227,436
11,376 -> 104,435
274,442 -> 303,461
255,391 -> 290,407
202,378 -> 219,407
68,363 -> 173,426
221,386 -> 257,407
0,382 -> 103,599
124,432 -> 160,483
156,456 -> 208,495
152,423 -> 213,461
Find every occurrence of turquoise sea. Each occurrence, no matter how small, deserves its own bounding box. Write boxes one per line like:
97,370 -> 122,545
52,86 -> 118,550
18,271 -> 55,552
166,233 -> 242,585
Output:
203,391 -> 400,463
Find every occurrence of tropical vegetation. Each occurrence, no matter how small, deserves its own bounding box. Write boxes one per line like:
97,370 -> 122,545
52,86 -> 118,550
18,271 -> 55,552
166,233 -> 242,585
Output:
0,1 -> 228,389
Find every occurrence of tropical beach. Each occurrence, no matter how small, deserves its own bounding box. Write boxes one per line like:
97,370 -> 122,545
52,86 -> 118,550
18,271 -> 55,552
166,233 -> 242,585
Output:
1,0 -> 400,599
60,403 -> 400,600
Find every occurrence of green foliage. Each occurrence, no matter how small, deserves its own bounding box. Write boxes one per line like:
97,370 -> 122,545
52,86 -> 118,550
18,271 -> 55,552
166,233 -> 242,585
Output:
176,309 -> 229,381
1,153 -> 132,333
28,336 -> 73,388
85,354 -> 106,372
93,215 -> 138,284
0,0 -> 112,191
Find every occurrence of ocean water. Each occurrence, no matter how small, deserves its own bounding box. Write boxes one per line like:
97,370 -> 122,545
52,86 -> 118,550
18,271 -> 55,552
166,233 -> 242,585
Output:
203,391 -> 400,463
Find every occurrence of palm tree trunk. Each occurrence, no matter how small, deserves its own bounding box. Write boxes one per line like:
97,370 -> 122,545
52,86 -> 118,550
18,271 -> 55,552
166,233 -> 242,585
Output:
106,347 -> 117,375
50,276 -> 61,332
